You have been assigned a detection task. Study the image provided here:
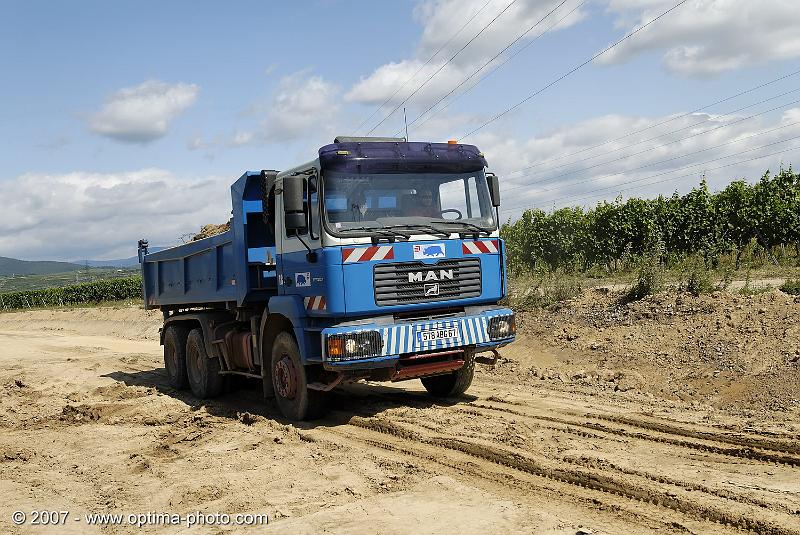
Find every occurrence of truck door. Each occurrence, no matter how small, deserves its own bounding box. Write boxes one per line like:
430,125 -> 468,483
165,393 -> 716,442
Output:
276,172 -> 324,310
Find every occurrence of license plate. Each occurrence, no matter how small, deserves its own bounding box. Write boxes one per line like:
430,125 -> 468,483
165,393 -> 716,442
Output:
417,327 -> 460,343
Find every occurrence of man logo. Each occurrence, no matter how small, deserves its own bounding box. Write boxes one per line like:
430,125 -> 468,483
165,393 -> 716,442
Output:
424,283 -> 440,296
408,269 -> 454,283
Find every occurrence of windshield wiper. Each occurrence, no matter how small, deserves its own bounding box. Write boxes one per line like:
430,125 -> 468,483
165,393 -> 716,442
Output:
338,226 -> 411,241
435,221 -> 492,236
383,223 -> 451,238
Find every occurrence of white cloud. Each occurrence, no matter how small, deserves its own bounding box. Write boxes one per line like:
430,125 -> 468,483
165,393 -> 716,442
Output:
230,131 -> 254,146
88,80 -> 199,143
261,71 -> 339,142
346,0 -> 586,113
598,0 -> 800,77
481,106 -> 800,218
0,169 -> 230,260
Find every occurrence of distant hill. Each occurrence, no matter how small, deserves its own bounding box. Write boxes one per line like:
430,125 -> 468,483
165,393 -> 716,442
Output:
74,246 -> 167,268
0,256 -> 83,277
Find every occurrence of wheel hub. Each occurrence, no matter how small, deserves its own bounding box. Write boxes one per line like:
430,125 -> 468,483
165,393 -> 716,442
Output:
275,356 -> 298,399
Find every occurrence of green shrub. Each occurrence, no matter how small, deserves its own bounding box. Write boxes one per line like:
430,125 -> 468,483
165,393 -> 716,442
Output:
624,243 -> 665,302
680,257 -> 715,296
0,277 -> 142,310
780,279 -> 800,295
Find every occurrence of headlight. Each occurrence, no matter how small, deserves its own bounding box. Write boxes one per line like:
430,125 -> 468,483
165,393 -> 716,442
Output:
326,331 -> 383,361
488,315 -> 516,340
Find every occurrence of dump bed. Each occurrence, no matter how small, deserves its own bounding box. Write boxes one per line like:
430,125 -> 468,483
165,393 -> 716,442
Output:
140,230 -> 238,308
139,171 -> 278,309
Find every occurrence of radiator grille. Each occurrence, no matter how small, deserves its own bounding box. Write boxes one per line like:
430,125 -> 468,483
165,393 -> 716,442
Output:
374,258 -> 481,306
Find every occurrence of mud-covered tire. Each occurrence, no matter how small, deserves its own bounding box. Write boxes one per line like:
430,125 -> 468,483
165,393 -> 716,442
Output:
186,328 -> 224,399
420,354 -> 475,397
271,332 -> 326,421
163,325 -> 190,390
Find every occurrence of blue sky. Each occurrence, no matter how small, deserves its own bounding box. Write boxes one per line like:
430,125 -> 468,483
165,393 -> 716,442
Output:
2,0 -> 800,260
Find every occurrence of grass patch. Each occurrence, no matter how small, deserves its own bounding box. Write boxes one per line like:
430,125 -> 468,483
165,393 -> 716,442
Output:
780,279 -> 800,295
508,271 -> 583,310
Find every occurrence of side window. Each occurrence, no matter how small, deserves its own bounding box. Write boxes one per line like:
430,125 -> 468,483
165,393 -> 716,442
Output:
439,179 -> 469,217
466,175 -> 480,218
310,190 -> 319,238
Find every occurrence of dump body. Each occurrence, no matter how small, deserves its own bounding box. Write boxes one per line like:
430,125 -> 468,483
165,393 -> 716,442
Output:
140,171 -> 278,309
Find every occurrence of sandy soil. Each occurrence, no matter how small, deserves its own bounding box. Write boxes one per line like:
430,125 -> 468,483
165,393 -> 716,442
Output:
0,297 -> 799,534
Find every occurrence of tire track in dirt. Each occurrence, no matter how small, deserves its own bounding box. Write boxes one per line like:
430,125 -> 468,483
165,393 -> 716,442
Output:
445,405 -> 799,516
468,401 -> 800,467
587,412 -> 800,455
339,414 -> 800,535
314,416 -> 696,534
378,408 -> 800,515
336,388 -> 800,465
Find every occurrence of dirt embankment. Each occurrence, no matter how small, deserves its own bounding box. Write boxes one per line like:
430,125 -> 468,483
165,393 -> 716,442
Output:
508,288 -> 800,416
0,295 -> 798,534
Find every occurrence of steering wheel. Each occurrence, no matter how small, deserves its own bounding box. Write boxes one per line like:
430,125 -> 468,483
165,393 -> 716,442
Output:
440,208 -> 463,220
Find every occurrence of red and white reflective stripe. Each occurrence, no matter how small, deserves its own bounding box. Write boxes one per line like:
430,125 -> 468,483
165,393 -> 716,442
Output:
462,239 -> 499,255
304,296 -> 327,311
341,245 -> 394,263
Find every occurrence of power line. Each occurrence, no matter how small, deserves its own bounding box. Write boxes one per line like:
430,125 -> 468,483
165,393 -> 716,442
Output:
394,0 -> 578,136
408,0 -> 587,135
366,0 -> 520,136
505,119 -> 800,199
550,144 -> 800,208
501,139 -> 800,216
504,68 -> 800,177
500,91 -> 800,194
531,128 -> 800,197
508,87 -> 800,184
350,0 -> 493,135
458,0 -> 690,141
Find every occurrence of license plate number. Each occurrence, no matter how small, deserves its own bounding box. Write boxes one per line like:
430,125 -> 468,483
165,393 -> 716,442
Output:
417,327 -> 459,343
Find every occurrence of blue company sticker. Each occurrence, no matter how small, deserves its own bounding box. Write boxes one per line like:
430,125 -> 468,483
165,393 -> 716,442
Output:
413,243 -> 446,259
295,272 -> 311,287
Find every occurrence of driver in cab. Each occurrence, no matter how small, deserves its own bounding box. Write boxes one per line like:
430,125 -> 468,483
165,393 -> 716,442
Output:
407,186 -> 440,218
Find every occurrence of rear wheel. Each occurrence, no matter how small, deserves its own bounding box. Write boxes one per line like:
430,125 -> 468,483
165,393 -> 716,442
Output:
420,353 -> 475,397
163,325 -> 190,390
271,332 -> 326,421
186,328 -> 224,399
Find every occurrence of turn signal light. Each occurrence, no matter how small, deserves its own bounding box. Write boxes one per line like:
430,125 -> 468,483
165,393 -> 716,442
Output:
327,338 -> 344,357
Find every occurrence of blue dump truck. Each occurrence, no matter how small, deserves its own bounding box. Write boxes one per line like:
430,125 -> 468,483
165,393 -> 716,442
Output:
138,137 -> 516,420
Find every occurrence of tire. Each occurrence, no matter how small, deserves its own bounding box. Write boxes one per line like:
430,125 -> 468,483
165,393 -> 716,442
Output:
163,324 -> 190,390
271,332 -> 326,421
186,328 -> 224,399
420,353 -> 475,397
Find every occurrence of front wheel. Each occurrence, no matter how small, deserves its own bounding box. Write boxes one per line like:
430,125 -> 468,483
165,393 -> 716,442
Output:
271,332 -> 326,421
420,353 -> 475,397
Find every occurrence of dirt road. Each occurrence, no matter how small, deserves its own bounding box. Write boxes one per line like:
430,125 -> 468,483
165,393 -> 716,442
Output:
1,305 -> 799,534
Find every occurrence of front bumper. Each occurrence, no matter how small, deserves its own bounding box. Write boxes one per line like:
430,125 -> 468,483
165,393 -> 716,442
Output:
320,307 -> 515,370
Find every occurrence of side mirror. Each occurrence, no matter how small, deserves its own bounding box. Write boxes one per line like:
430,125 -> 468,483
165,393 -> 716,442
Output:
486,172 -> 500,207
261,170 -> 278,226
283,176 -> 307,232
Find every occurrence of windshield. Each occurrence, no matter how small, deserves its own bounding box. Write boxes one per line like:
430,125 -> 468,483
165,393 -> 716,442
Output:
322,171 -> 496,235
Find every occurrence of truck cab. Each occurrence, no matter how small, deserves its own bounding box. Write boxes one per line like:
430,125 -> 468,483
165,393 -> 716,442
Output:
139,137 -> 515,420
